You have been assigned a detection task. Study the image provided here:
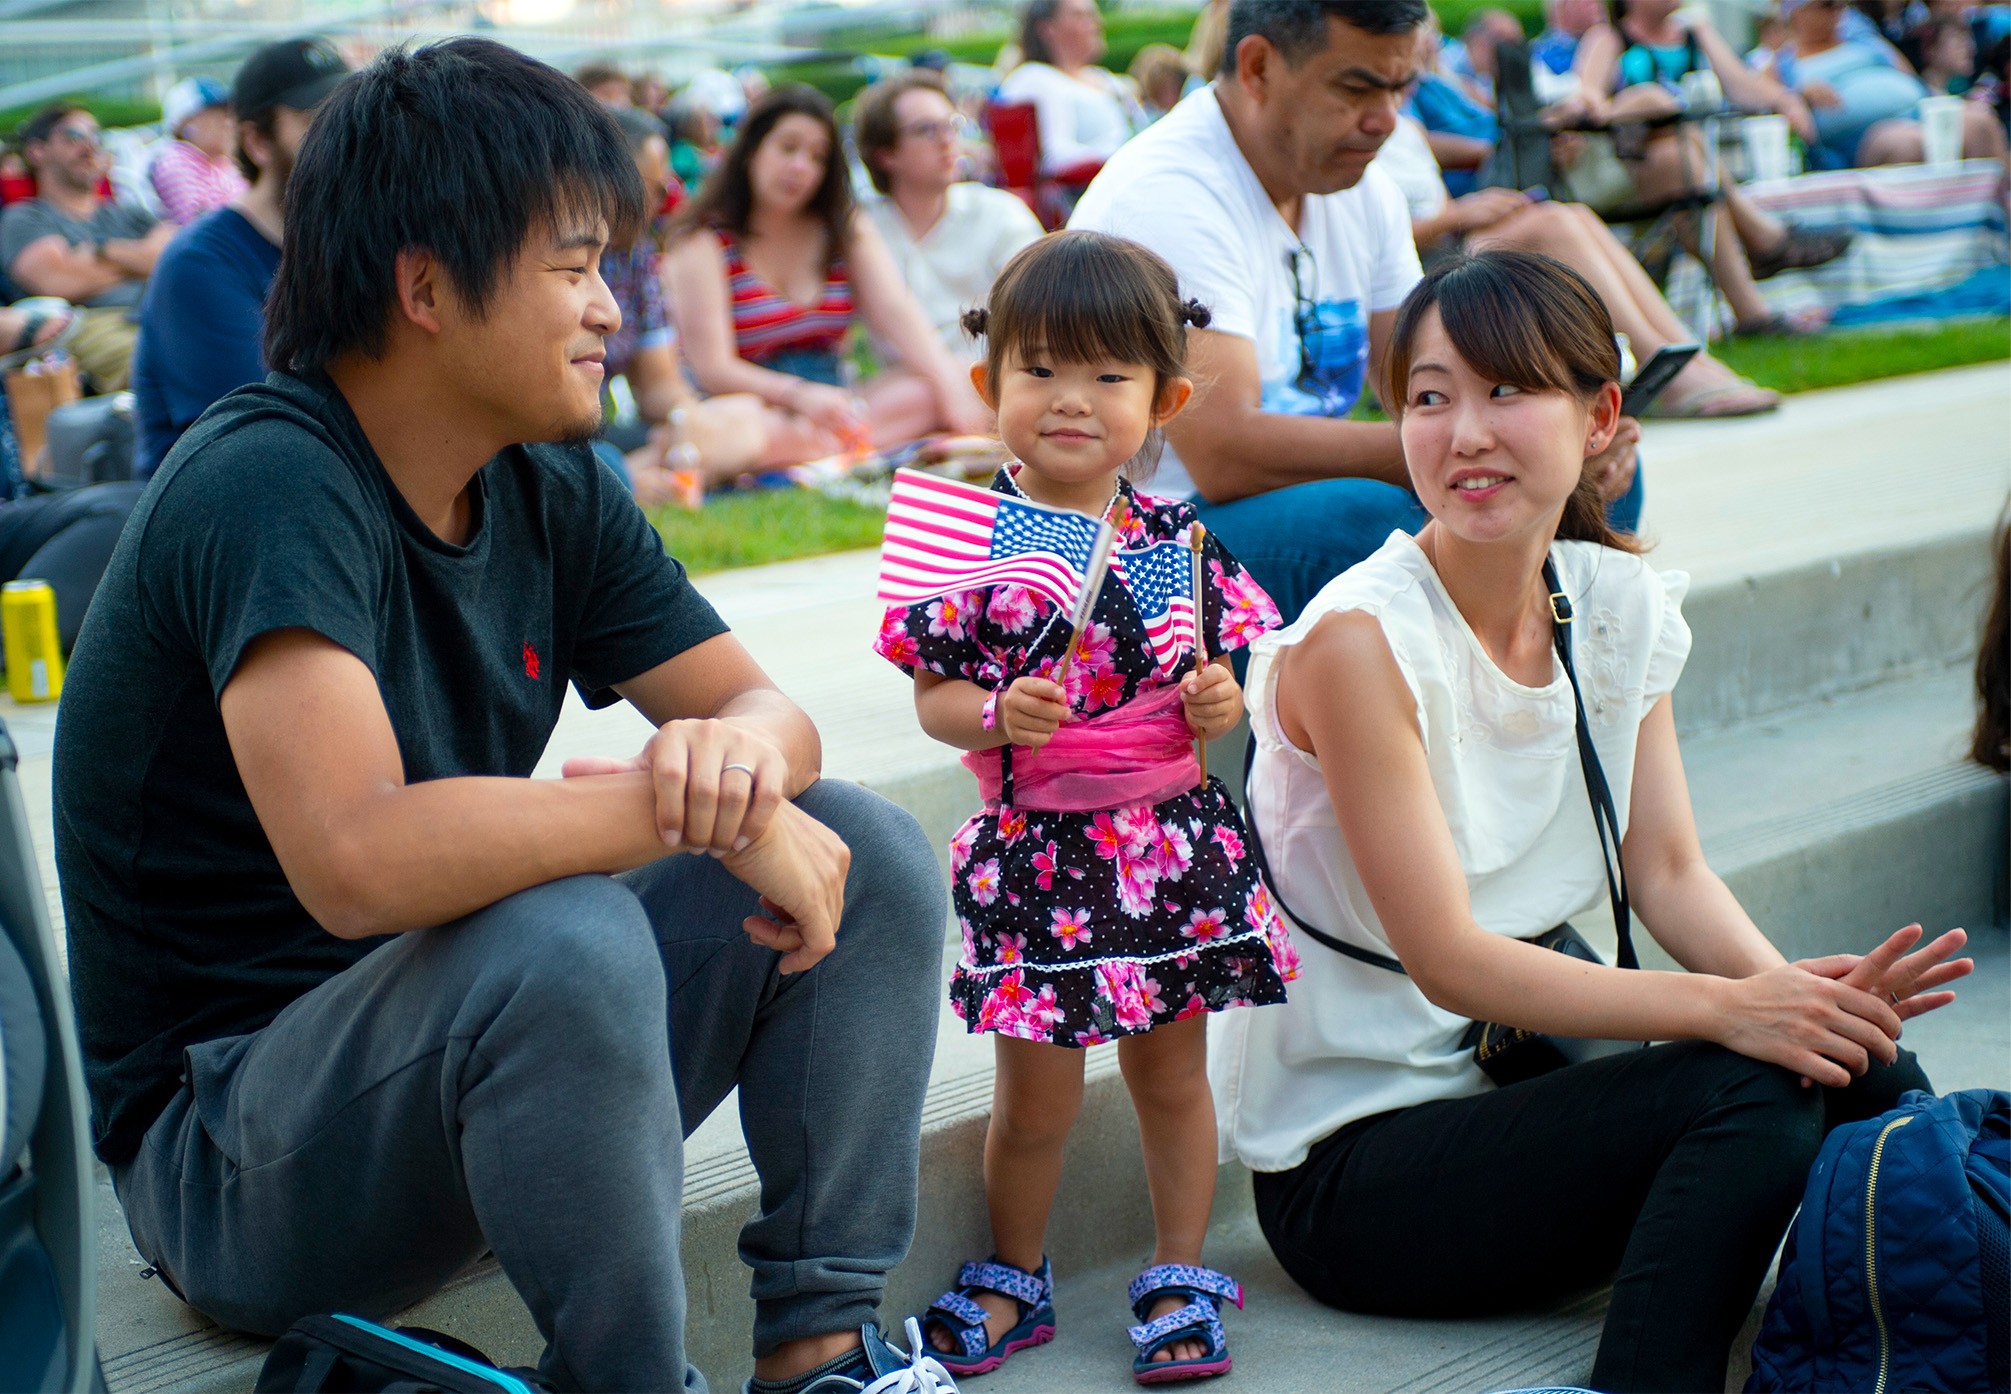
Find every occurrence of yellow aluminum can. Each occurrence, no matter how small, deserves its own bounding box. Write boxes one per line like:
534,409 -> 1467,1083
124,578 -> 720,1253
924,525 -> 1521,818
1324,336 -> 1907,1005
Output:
2,579 -> 64,703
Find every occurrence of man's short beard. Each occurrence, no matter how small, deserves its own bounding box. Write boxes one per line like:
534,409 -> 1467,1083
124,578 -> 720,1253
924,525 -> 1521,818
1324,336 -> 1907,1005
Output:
549,410 -> 608,447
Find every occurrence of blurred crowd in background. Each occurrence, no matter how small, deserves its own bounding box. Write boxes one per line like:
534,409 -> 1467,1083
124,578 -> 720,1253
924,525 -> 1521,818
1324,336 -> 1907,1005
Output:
1,0 -> 2007,518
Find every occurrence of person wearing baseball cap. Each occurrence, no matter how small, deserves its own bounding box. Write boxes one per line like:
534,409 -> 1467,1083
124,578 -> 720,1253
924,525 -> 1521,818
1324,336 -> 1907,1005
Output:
231,35 -> 353,123
129,36 -> 351,477
149,76 -> 245,224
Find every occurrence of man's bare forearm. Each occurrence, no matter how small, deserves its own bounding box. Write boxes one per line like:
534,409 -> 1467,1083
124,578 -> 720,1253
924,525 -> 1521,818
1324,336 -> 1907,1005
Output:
301,771 -> 669,939
1168,412 -> 1409,504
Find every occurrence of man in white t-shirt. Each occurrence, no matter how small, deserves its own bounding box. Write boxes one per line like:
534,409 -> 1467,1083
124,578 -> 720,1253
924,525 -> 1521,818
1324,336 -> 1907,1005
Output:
1071,0 -> 1636,625
855,72 -> 1043,365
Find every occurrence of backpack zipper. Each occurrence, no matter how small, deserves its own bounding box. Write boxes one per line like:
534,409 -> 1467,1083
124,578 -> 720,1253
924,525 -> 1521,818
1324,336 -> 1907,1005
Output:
1866,1113 -> 1914,1394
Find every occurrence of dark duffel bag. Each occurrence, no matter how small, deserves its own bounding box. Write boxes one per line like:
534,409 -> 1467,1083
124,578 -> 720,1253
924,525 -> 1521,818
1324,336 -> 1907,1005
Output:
41,395 -> 134,488
255,1314 -> 549,1394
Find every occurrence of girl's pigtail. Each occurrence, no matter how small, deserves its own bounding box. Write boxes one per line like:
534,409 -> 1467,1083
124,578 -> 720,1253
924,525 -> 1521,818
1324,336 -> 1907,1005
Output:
1181,299 -> 1212,330
961,306 -> 991,338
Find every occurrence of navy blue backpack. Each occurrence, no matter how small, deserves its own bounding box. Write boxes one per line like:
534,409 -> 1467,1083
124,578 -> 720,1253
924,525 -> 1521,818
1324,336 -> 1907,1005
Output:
1747,1088 -> 2010,1394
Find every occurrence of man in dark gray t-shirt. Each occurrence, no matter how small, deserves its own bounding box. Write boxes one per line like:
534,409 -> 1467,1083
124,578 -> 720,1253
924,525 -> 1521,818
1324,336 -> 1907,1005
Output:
55,42 -> 949,1394
1,103 -> 171,388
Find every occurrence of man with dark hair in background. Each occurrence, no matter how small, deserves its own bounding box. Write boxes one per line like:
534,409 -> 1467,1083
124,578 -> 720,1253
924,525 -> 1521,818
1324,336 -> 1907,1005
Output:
130,36 -> 351,478
1072,0 -> 1638,626
0,102 -> 171,390
56,37 -> 947,1394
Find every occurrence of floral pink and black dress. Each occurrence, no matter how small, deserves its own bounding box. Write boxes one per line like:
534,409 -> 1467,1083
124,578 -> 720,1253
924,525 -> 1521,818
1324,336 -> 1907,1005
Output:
874,470 -> 1300,1046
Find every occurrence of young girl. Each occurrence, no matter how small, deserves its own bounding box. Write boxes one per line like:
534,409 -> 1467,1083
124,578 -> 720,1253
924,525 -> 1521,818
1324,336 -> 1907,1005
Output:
872,231 -> 1297,1385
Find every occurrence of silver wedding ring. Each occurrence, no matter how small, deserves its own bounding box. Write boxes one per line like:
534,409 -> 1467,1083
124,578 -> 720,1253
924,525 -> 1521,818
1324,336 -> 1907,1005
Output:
721,762 -> 758,778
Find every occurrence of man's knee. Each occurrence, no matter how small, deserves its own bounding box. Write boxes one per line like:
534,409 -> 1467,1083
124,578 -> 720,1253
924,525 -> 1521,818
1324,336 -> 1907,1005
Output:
797,780 -> 948,951
436,874 -> 667,1018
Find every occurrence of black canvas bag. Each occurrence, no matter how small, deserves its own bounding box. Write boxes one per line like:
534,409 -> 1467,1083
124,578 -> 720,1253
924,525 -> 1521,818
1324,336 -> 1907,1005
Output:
255,1314 -> 549,1394
1245,557 -> 1645,1087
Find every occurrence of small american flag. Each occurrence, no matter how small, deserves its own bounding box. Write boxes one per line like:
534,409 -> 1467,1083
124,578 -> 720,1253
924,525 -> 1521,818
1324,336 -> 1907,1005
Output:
1112,538 -> 1199,673
877,470 -> 1112,613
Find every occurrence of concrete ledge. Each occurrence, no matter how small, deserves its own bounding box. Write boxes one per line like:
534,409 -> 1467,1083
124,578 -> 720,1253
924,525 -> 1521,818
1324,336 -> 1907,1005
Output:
1673,529 -> 1996,735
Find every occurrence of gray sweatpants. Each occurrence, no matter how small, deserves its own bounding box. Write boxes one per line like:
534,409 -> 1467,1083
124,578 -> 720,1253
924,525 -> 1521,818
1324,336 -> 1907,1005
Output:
113,780 -> 946,1393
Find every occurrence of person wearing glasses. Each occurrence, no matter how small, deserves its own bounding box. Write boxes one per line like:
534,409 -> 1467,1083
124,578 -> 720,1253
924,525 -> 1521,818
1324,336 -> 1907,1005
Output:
1,103 -> 173,392
854,71 -> 1043,365
1075,1 -> 1628,630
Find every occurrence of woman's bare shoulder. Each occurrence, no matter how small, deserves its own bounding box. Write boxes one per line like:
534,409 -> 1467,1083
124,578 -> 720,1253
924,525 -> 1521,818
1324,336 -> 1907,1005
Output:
665,225 -> 725,264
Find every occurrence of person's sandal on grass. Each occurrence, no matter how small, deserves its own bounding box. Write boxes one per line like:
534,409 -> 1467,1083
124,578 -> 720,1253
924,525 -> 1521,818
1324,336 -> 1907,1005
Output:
1734,306 -> 1832,339
1748,223 -> 1854,281
1643,378 -> 1781,418
1126,1264 -> 1243,1385
920,1256 -> 1056,1377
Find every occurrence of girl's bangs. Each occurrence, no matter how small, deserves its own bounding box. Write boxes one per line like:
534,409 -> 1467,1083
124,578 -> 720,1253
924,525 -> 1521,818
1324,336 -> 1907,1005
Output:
995,244 -> 1168,371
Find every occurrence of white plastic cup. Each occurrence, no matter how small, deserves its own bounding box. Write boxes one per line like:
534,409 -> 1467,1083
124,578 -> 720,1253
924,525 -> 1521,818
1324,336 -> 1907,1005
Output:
1680,68 -> 1724,112
1743,114 -> 1791,183
1919,95 -> 1964,166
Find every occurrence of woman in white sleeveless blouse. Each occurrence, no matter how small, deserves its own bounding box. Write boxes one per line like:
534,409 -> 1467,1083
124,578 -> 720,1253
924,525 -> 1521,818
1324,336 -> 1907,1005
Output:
1216,250 -> 1973,1392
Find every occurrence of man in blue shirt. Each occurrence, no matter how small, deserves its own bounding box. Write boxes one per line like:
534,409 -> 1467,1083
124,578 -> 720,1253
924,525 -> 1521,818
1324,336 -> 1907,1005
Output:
130,36 -> 350,478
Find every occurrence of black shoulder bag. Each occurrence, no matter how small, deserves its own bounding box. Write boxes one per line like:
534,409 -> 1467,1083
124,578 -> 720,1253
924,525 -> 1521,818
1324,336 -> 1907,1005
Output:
1245,558 -> 1644,1088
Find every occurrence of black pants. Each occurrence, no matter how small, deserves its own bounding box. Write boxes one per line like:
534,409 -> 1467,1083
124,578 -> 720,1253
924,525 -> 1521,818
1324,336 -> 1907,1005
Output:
1252,1041 -> 1929,1393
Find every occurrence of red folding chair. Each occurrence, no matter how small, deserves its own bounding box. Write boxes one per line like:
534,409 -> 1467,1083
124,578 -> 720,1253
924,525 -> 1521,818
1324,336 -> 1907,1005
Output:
983,100 -> 1105,231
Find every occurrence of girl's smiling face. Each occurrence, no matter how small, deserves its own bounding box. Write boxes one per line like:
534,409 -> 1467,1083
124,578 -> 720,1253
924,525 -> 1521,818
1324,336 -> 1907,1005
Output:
978,346 -> 1191,506
1399,307 -> 1618,545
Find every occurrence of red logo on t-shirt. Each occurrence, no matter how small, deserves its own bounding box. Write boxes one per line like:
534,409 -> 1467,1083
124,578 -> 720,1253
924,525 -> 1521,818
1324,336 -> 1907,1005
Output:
523,642 -> 540,680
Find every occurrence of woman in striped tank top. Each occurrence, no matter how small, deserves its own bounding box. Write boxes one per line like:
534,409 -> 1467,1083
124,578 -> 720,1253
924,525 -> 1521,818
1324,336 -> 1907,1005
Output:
665,85 -> 991,465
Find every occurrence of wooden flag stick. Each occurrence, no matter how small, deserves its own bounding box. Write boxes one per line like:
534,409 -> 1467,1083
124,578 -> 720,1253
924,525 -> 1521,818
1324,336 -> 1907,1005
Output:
1190,521 -> 1209,787
1052,500 -> 1126,688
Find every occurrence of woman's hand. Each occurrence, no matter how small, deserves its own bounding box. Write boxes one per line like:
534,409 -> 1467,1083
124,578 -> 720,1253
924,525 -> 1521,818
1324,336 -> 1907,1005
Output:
1181,662 -> 1243,741
1781,91 -> 1822,142
1798,81 -> 1841,111
1796,924 -> 1973,1024
1588,416 -> 1642,501
1709,963 -> 1905,1088
998,675 -> 1070,749
1453,187 -> 1533,232
783,380 -> 866,445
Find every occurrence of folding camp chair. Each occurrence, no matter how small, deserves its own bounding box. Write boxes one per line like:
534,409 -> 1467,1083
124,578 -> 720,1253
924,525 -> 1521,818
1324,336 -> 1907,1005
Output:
0,717 -> 105,1392
1482,38 -> 1729,339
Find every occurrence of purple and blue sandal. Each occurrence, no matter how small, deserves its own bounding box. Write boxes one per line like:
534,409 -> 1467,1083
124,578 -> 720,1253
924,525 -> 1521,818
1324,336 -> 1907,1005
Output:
920,1255 -> 1056,1377
1126,1264 -> 1243,1385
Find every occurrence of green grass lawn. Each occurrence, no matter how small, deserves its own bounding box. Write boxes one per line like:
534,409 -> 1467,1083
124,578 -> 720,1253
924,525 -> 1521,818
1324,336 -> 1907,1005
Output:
653,318 -> 2008,575
1713,315 -> 2011,395
649,488 -> 887,575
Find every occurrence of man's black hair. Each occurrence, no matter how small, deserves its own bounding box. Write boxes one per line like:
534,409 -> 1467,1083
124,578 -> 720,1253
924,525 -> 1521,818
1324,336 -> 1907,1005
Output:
1220,0 -> 1429,75
18,102 -> 88,147
266,37 -> 644,375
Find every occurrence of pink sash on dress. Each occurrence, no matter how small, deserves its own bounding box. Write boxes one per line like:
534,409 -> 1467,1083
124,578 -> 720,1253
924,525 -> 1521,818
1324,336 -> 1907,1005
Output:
964,684 -> 1199,813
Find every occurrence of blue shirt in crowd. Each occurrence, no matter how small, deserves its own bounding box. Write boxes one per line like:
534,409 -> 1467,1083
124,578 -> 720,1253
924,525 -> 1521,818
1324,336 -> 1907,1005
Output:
1407,76 -> 1498,197
130,206 -> 281,480
1529,27 -> 1582,76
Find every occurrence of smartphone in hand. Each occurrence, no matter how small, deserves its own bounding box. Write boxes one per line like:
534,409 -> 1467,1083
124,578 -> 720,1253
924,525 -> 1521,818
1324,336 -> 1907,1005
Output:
1620,342 -> 1701,418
